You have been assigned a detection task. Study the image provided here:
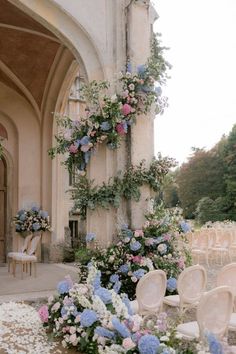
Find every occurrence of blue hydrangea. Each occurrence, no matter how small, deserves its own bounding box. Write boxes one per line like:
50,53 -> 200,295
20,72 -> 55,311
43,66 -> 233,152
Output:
86,233 -> 96,242
80,136 -> 90,146
109,274 -> 119,283
80,309 -> 98,327
39,210 -> 48,219
16,224 -> 21,231
154,236 -> 164,244
124,229 -> 133,238
113,281 -> 121,294
167,277 -> 177,292
119,264 -> 129,273
84,151 -> 91,164
60,306 -> 67,317
31,206 -> 40,212
155,86 -> 162,96
207,333 -> 223,354
57,280 -> 72,294
122,294 -> 133,315
137,64 -> 147,75
95,287 -> 112,304
78,162 -> 86,171
130,241 -> 142,252
126,62 -> 132,73
111,317 -> 130,338
180,221 -> 191,233
32,223 -> 40,231
100,121 -> 111,131
92,270 -> 101,290
133,269 -> 146,280
95,326 -> 115,339
138,334 -> 160,354
18,209 -> 25,215
19,214 -> 26,221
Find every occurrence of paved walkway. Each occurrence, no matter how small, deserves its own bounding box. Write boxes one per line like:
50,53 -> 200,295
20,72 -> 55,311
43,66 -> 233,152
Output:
0,263 -> 78,303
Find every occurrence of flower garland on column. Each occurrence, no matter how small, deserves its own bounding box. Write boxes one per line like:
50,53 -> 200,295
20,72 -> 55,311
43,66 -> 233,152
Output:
48,34 -> 170,173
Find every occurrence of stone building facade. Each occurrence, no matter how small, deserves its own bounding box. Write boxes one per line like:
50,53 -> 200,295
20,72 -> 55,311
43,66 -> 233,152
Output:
0,0 -> 157,262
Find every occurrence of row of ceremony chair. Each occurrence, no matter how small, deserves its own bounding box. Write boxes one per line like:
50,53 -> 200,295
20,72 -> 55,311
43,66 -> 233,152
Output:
130,264 -> 236,344
186,227 -> 236,266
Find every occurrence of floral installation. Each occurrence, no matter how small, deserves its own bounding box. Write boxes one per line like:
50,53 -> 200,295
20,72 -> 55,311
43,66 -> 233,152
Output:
38,266 -> 236,354
13,206 -> 51,235
71,156 -> 176,219
38,266 -> 200,354
48,34 -> 170,173
78,203 -> 192,300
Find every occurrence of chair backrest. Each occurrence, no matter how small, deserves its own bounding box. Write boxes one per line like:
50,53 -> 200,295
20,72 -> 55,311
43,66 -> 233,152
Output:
217,263 -> 236,295
20,233 -> 33,253
27,234 -> 41,255
136,270 -> 167,315
177,264 -> 207,304
197,286 -> 233,339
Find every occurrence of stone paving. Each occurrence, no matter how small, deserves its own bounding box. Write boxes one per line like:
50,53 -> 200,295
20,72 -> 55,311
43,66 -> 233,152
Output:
0,263 -> 78,303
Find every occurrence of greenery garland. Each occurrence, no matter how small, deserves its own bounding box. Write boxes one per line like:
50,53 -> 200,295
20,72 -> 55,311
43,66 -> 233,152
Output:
48,33 -> 170,172
71,155 -> 176,218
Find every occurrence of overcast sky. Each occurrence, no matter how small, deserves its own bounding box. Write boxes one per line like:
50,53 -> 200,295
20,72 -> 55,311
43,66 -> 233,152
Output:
153,0 -> 236,165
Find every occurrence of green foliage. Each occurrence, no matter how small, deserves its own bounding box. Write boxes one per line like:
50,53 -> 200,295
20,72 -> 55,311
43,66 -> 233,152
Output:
176,148 -> 226,219
71,155 -> 176,218
75,247 -> 97,265
0,138 -> 4,159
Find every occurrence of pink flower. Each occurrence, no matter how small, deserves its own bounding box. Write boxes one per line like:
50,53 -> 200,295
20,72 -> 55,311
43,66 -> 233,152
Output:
69,144 -> 78,154
178,258 -> 185,269
38,305 -> 49,323
122,103 -> 132,116
145,238 -> 154,246
132,255 -> 142,264
163,234 -> 171,241
122,337 -> 136,350
134,230 -> 144,237
116,123 -> 126,135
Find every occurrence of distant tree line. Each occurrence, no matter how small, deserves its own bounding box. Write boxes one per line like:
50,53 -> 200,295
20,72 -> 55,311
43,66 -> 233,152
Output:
162,124 -> 236,224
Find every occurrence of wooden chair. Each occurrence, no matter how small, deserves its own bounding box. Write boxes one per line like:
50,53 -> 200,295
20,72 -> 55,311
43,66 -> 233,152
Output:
12,234 -> 41,279
130,270 -> 167,316
176,286 -> 233,340
7,233 -> 33,272
163,264 -> 207,314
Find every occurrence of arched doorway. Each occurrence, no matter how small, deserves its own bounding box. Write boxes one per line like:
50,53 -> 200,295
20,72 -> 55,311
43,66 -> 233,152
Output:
0,157 -> 6,263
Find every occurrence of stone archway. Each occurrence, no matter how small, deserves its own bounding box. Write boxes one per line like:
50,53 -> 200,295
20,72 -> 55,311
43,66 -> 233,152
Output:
0,156 -> 7,263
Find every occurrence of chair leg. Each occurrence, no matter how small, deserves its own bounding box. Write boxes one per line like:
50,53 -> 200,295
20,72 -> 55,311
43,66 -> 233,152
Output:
21,262 -> 24,279
34,262 -> 37,277
30,262 -> 32,276
7,257 -> 10,272
13,260 -> 16,277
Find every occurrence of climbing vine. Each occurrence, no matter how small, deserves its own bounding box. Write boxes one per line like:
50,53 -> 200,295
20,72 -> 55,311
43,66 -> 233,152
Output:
48,32 -> 170,172
0,138 -> 4,159
70,155 -> 176,219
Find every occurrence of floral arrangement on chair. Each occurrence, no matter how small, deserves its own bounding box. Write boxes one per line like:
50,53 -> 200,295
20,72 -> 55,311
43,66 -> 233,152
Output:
13,206 -> 51,235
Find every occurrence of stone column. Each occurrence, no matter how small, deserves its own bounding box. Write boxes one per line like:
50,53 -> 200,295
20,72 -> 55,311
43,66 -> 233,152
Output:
128,0 -> 155,229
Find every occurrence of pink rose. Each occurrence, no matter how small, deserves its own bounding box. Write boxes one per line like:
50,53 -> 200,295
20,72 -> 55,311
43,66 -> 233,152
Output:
38,305 -> 49,323
132,255 -> 142,264
122,103 -> 132,116
116,123 -> 126,135
163,234 -> 171,241
69,144 -> 78,154
134,230 -> 144,237
122,338 -> 136,350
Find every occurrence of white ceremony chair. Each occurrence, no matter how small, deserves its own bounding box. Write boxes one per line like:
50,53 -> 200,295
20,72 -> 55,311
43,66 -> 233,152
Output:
191,231 -> 210,267
130,270 -> 167,316
163,264 -> 207,313
12,234 -> 41,279
176,286 -> 233,340
211,229 -> 232,265
7,233 -> 33,272
217,263 -> 236,311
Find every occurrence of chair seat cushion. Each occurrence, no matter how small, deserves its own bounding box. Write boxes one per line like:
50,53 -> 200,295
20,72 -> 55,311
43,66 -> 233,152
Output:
13,254 -> 37,261
163,295 -> 180,307
229,312 -> 236,330
176,321 -> 199,339
8,252 -> 25,258
130,300 -> 139,314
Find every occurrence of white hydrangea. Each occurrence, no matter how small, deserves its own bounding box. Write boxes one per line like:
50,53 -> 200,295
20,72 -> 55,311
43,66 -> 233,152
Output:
92,295 -> 109,317
111,290 -> 128,319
